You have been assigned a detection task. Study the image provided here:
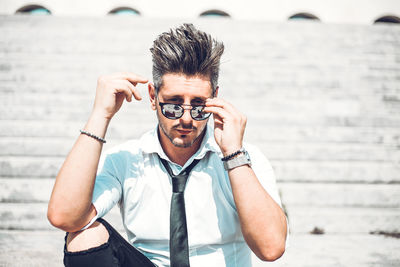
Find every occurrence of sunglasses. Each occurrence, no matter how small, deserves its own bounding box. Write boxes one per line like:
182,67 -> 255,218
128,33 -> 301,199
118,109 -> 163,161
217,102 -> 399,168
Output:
159,102 -> 211,121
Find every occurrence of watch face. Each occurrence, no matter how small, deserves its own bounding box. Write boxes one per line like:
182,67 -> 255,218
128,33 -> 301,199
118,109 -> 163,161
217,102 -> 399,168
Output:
223,150 -> 252,170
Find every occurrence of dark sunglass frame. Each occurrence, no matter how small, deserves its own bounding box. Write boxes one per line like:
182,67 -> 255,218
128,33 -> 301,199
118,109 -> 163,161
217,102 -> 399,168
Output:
158,102 -> 211,121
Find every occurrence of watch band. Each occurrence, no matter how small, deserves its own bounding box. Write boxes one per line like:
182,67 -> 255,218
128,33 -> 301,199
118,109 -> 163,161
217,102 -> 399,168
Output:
223,150 -> 252,170
221,148 -> 245,161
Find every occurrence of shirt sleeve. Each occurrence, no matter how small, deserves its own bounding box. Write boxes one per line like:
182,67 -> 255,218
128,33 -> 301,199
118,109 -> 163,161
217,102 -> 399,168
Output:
92,152 -> 123,219
79,152 -> 123,231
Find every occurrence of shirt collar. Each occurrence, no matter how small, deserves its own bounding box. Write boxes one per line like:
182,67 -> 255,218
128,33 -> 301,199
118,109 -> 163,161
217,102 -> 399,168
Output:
140,121 -> 221,166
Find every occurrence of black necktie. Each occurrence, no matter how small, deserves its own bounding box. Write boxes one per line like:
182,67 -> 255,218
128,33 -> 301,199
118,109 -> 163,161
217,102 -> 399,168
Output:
159,157 -> 200,267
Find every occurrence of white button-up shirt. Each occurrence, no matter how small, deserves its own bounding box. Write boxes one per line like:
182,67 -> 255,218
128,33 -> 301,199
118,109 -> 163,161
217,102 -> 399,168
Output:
91,123 -> 284,267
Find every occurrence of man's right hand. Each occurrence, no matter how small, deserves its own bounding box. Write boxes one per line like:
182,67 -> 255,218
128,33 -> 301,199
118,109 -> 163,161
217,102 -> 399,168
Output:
92,72 -> 148,120
48,72 -> 148,232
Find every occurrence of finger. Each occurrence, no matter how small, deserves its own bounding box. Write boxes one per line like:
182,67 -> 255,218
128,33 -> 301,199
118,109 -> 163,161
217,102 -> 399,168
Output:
109,81 -> 134,102
206,98 -> 237,115
120,79 -> 142,101
203,106 -> 230,121
204,106 -> 247,129
111,72 -> 148,84
130,86 -> 142,101
212,113 -> 224,125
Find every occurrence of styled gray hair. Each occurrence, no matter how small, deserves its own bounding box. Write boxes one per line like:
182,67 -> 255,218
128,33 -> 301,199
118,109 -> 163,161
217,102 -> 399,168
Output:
150,23 -> 224,96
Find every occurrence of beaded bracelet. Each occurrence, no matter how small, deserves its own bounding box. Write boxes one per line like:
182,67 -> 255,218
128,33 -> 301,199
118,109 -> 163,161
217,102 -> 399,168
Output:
80,130 -> 106,144
221,148 -> 244,161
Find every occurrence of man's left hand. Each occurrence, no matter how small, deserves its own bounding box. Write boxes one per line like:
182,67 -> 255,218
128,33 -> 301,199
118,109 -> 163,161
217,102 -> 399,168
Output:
204,98 -> 247,156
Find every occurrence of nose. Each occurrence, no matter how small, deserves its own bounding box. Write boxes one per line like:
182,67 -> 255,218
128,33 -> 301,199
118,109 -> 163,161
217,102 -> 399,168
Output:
180,108 -> 192,123
179,105 -> 193,125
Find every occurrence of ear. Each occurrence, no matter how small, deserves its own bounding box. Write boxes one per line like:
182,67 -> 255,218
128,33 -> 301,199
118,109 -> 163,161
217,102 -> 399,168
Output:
148,83 -> 157,110
214,86 -> 219,98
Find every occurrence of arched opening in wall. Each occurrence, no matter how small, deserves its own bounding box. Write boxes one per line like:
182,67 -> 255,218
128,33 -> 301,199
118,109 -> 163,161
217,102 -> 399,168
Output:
374,15 -> 400,24
108,7 -> 141,16
200,9 -> 230,18
15,5 -> 51,15
289,13 -> 320,21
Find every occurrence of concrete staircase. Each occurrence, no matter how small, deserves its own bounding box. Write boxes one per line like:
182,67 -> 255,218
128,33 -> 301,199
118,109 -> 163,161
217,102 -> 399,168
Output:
0,15 -> 399,266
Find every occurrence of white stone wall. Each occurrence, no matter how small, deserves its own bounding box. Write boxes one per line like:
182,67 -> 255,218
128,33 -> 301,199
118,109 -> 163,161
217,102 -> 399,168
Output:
0,0 -> 399,25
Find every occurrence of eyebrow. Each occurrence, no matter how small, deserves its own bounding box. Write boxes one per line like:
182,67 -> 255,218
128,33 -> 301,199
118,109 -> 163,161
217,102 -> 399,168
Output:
190,97 -> 207,104
161,95 -> 208,102
162,95 -> 183,102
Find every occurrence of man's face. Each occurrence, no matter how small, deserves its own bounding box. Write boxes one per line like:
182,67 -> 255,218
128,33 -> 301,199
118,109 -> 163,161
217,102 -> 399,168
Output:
150,73 -> 215,148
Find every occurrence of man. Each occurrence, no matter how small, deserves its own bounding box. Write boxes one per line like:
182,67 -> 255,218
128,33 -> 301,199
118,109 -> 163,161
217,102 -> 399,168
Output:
48,23 -> 287,267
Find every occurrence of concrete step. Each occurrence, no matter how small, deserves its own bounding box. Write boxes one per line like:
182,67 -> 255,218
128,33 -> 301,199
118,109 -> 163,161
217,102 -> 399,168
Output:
280,182 -> 400,208
2,83 -> 397,121
246,125 -> 400,145
3,101 -> 399,128
275,233 -> 400,267
1,202 -> 399,235
1,157 -> 398,182
0,230 -> 399,267
0,157 -> 399,182
0,230 -> 65,267
273,160 -> 400,183
0,120 -> 157,140
0,137 -> 397,162
0,178 -> 54,203
2,120 -> 398,146
3,94 -> 393,119
1,17 -> 399,103
287,206 -> 400,235
1,179 -> 398,207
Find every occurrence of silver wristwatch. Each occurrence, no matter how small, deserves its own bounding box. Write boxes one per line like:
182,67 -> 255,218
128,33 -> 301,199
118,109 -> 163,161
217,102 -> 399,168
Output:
223,149 -> 252,170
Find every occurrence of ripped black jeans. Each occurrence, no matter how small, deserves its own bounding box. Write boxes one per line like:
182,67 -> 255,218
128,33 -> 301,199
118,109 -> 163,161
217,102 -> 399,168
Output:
63,218 -> 156,267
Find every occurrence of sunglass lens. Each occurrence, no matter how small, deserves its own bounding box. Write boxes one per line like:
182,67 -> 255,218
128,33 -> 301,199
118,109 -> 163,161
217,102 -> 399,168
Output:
191,106 -> 210,120
162,104 -> 183,119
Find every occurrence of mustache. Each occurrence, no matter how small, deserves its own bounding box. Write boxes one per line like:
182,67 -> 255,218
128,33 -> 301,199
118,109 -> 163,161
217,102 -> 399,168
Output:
172,123 -> 196,130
